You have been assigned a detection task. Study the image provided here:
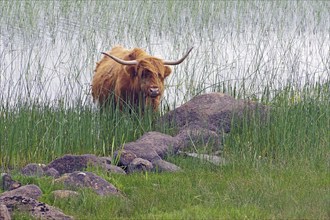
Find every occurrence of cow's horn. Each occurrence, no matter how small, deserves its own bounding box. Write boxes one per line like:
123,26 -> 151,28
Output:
101,52 -> 138,65
163,47 -> 193,65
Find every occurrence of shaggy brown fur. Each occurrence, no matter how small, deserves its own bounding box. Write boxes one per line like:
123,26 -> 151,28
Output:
92,46 -> 172,111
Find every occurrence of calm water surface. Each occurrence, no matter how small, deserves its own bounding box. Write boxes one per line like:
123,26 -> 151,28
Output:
0,1 -> 329,108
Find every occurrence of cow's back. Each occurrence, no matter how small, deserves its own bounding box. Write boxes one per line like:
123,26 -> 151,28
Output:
92,46 -> 130,105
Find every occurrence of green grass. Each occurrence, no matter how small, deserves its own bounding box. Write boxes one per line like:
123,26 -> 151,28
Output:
0,102 -> 159,167
0,1 -> 329,219
1,83 -> 329,219
5,153 -> 329,219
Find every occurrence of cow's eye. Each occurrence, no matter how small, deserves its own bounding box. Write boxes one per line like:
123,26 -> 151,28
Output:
142,70 -> 150,78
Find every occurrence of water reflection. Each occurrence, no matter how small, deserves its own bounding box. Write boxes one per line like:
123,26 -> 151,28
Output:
0,1 -> 329,108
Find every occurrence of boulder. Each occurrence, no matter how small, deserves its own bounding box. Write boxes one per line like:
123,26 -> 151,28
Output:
127,158 -> 153,173
21,163 -> 46,177
100,156 -> 112,165
103,164 -> 126,174
0,184 -> 42,200
0,195 -> 73,220
55,171 -> 120,196
160,92 -> 268,150
46,154 -> 106,175
113,150 -> 137,167
113,132 -> 178,170
1,173 -> 21,191
152,159 -> 181,172
0,204 -> 11,220
174,125 -> 221,151
112,93 -> 267,172
120,132 -> 177,162
44,167 -> 61,178
161,93 -> 265,132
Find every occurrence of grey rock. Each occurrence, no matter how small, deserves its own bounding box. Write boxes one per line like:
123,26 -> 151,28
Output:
0,195 -> 73,220
44,167 -> 60,178
127,158 -> 153,173
46,154 -> 105,175
161,93 -> 263,132
104,164 -> 126,174
100,156 -> 112,164
111,93 -> 267,173
46,154 -> 127,176
0,184 -> 42,200
113,150 -> 137,167
1,173 -> 21,191
152,159 -> 181,172
56,171 -> 120,196
175,125 -> 221,151
123,132 -> 177,161
0,204 -> 11,220
113,132 -> 177,169
21,163 -> 46,177
160,92 -> 268,151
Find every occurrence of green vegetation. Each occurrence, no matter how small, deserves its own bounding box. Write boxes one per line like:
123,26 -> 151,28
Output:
0,1 -> 329,219
0,103 -> 159,167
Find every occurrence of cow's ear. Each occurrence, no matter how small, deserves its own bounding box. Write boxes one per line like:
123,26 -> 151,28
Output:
164,66 -> 172,78
125,65 -> 137,77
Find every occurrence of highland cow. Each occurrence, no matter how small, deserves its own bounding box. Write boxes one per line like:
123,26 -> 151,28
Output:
92,46 -> 192,111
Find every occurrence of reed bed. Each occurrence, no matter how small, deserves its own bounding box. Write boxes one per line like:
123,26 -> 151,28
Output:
0,1 -> 329,218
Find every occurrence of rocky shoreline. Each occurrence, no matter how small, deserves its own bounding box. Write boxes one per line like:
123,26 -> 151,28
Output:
1,93 -> 267,219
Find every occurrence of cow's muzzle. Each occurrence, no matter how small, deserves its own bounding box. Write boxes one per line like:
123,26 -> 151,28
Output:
148,87 -> 160,98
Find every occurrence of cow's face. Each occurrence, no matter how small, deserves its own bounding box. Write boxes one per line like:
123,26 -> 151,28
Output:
125,58 -> 172,109
138,59 -> 171,98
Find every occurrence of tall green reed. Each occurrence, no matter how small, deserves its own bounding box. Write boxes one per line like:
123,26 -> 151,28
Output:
0,1 -> 329,169
224,82 -> 329,167
0,100 -> 159,168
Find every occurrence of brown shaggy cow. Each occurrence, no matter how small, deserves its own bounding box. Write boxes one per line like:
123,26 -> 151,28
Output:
92,46 -> 193,111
